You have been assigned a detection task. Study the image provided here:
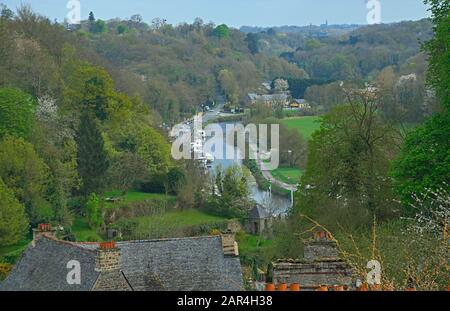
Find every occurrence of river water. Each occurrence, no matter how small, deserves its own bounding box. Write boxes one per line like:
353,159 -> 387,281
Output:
207,122 -> 290,216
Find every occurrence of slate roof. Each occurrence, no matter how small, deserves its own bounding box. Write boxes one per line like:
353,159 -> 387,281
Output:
0,238 -> 99,291
249,205 -> 269,219
1,235 -> 244,291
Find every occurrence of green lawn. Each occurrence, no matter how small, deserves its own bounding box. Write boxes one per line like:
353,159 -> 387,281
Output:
270,167 -> 303,185
135,209 -> 227,229
129,209 -> 230,239
281,116 -> 322,140
104,190 -> 176,208
72,217 -> 103,242
237,233 -> 274,254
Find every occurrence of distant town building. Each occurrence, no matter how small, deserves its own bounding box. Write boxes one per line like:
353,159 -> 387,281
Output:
248,93 -> 289,107
289,99 -> 311,109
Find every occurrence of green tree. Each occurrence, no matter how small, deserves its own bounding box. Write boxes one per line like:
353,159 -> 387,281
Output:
392,0 -> 450,208
423,0 -> 450,109
135,127 -> 171,176
213,24 -> 230,38
85,193 -> 103,229
167,166 -> 186,195
245,33 -> 259,54
0,135 -> 49,223
0,178 -> 28,246
0,88 -> 35,139
217,69 -> 239,104
90,19 -> 107,34
302,94 -> 399,218
108,151 -> 147,195
392,112 -> 450,208
116,23 -> 129,34
75,112 -> 109,196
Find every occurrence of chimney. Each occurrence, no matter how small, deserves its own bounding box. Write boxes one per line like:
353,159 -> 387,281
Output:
221,229 -> 239,257
32,223 -> 57,246
95,241 -> 121,272
303,231 -> 338,261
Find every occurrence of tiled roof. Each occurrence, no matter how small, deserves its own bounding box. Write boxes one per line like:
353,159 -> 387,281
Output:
1,235 -> 244,291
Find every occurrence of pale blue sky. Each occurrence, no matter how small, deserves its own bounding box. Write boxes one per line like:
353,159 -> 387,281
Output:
3,0 -> 430,27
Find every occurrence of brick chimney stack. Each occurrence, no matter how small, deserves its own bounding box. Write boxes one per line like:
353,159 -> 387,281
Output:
303,231 -> 338,261
95,241 -> 121,272
221,229 -> 239,257
32,223 -> 57,246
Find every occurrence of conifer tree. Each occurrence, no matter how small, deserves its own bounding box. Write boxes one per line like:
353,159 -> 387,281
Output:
75,112 -> 109,196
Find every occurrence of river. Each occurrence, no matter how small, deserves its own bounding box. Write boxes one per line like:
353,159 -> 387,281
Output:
207,122 -> 291,216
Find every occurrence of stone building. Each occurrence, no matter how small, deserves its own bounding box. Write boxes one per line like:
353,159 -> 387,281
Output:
247,205 -> 271,235
271,231 -> 353,290
1,225 -> 244,291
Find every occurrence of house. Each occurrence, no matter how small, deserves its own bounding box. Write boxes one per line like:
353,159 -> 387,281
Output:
269,231 -> 353,291
247,205 -> 271,235
261,82 -> 272,92
289,99 -> 311,109
0,224 -> 244,291
248,93 -> 289,107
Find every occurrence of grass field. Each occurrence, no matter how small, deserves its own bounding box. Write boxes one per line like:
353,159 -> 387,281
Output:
72,217 -> 103,242
237,233 -> 274,254
281,116 -> 322,140
270,167 -> 303,185
135,209 -> 227,230
104,190 -> 176,208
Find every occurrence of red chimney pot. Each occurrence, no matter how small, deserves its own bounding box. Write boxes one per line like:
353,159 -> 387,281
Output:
100,241 -> 117,250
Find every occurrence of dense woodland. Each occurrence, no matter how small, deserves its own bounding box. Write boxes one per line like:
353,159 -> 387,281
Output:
0,0 -> 448,290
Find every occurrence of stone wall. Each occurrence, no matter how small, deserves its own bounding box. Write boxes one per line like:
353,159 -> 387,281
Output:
271,232 -> 354,290
221,231 -> 239,256
95,248 -> 121,272
303,240 -> 338,261
272,260 -> 353,290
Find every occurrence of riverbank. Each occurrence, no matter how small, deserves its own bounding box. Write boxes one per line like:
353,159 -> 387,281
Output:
243,159 -> 291,197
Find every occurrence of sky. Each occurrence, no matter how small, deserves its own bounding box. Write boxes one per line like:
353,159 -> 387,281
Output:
3,0 -> 431,27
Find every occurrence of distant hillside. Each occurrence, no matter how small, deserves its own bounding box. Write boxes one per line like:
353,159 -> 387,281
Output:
252,19 -> 433,81
240,24 -> 361,35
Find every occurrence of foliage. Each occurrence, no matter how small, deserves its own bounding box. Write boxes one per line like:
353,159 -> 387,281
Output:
135,127 -> 171,176
423,0 -> 450,109
0,135 -> 49,224
0,88 -> 35,139
108,151 -> 147,194
218,69 -> 239,104
392,112 -> 450,208
213,24 -> 230,38
167,166 -> 187,195
85,193 -> 103,229
90,19 -> 107,34
71,216 -> 102,242
75,112 -> 110,196
116,23 -> 129,35
0,178 -> 28,246
204,165 -> 254,218
301,96 -> 400,219
392,1 -> 450,208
